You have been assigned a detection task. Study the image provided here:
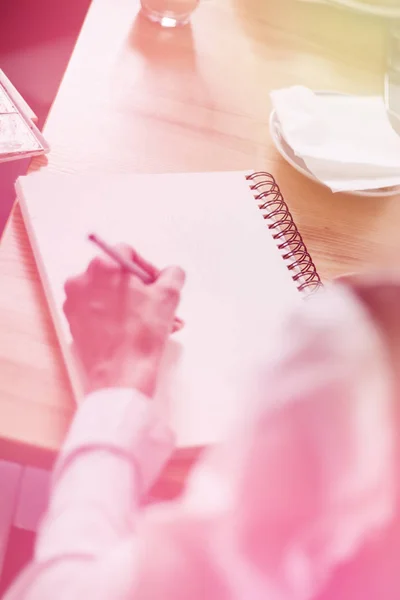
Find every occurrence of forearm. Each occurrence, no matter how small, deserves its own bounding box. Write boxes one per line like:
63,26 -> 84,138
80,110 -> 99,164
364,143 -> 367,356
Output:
35,388 -> 175,561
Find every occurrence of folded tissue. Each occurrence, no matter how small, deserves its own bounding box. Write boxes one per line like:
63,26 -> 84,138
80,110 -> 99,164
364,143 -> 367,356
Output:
270,86 -> 400,193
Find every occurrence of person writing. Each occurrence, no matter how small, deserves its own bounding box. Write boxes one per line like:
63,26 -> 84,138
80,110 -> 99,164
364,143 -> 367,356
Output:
4,245 -> 400,600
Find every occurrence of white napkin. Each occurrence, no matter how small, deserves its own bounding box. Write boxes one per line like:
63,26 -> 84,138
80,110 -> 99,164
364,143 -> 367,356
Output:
270,86 -> 400,192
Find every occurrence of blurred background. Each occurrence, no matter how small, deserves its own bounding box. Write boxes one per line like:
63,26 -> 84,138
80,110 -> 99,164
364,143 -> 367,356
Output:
0,0 -> 91,235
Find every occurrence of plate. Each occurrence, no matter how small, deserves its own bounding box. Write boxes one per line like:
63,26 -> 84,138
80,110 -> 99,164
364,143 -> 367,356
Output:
269,92 -> 400,198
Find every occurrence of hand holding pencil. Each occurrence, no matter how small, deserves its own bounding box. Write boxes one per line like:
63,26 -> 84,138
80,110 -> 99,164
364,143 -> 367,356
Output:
63,235 -> 185,397
88,234 -> 184,333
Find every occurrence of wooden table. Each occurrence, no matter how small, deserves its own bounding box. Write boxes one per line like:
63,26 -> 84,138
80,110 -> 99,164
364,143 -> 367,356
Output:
0,0 -> 397,467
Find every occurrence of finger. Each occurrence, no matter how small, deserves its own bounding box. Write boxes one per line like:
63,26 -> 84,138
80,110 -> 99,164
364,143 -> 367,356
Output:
87,253 -> 146,309
154,266 -> 186,311
172,316 -> 185,333
87,254 -> 119,279
156,266 -> 186,291
114,244 -> 160,281
64,272 -> 89,298
131,249 -> 160,281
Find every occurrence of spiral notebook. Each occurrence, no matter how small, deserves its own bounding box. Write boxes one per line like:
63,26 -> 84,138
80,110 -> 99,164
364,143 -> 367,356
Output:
17,171 -> 321,448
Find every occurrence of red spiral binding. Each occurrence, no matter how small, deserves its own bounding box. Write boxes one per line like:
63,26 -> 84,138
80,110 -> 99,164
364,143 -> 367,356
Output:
246,172 -> 322,293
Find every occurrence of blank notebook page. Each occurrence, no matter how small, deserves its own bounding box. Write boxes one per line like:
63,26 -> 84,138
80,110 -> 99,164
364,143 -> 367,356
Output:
18,171 -> 300,448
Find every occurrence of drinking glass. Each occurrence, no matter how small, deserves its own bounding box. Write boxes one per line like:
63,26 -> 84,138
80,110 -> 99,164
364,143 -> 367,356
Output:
140,0 -> 199,27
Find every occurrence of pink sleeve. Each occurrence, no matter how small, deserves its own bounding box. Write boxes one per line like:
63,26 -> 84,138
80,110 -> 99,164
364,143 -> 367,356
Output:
4,283 -> 398,600
169,284 -> 397,599
4,389 -> 175,599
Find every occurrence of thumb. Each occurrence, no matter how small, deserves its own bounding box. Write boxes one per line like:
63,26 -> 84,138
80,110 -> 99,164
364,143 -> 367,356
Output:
156,266 -> 186,291
154,266 -> 186,311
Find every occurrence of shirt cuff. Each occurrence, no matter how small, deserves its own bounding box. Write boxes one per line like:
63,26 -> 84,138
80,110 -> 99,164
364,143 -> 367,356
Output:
58,388 -> 175,494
